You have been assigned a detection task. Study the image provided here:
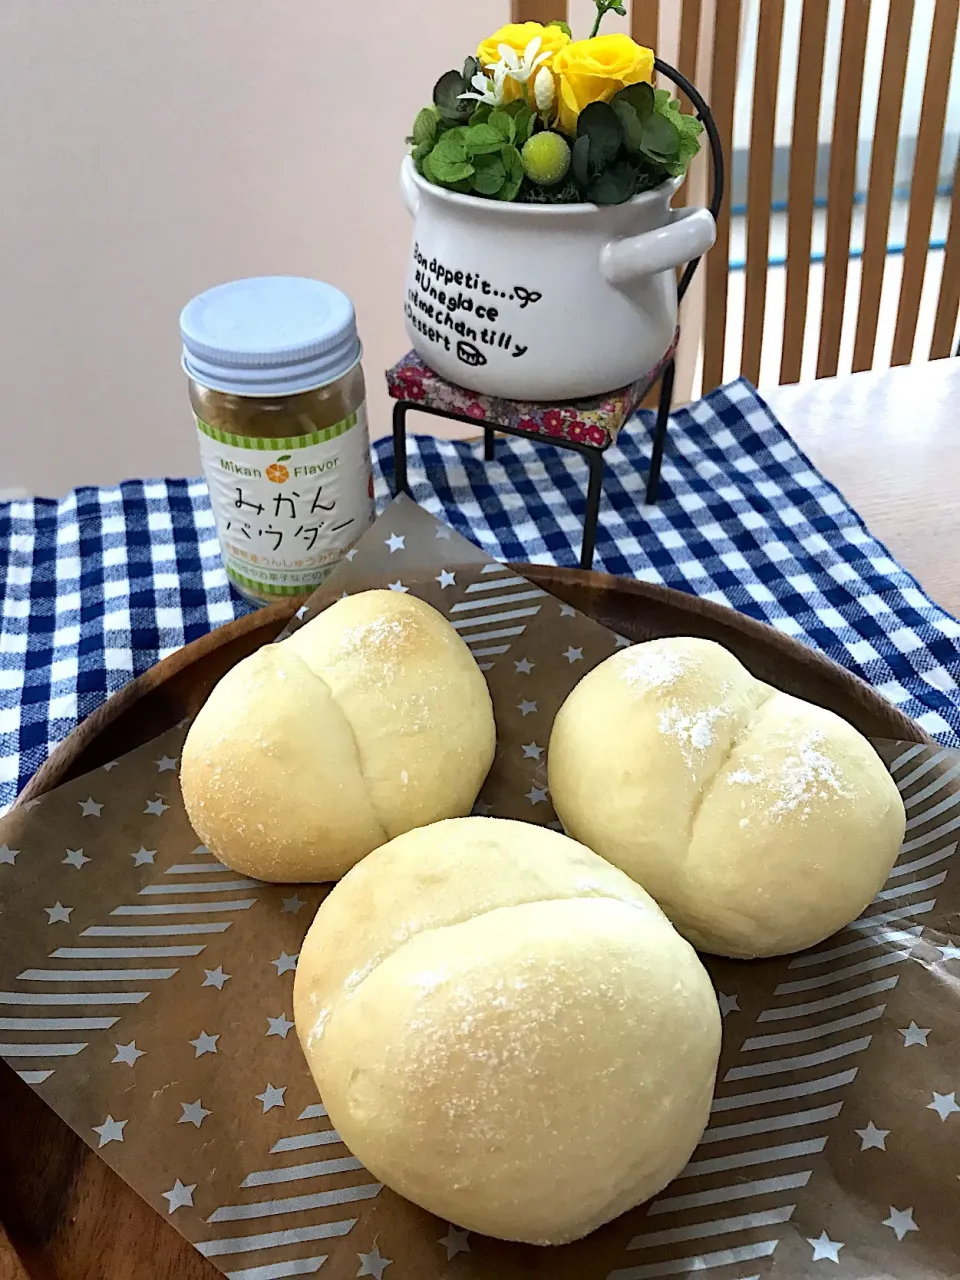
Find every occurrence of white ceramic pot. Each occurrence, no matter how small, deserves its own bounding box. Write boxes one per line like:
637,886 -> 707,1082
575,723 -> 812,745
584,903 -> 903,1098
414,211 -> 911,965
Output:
400,156 -> 716,401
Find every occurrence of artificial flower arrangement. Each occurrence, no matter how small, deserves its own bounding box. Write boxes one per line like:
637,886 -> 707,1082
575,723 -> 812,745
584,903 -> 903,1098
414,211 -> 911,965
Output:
408,0 -> 703,207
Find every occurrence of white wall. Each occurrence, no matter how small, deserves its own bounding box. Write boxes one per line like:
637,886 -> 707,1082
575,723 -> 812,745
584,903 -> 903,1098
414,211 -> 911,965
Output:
0,0 -> 504,496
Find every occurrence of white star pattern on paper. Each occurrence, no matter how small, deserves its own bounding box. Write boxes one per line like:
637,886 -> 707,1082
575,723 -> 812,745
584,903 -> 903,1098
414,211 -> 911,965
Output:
435,525 -> 452,539
547,819 -> 564,831
806,1230 -> 844,1262
79,797 -> 103,817
472,800 -> 493,816
357,1244 -> 392,1278
189,1030 -> 219,1057
385,533 -> 405,553
518,699 -> 538,716
883,1206 -> 918,1241
267,1013 -> 294,1039
155,756 -> 177,772
295,605 -> 309,620
93,1115 -> 126,1147
436,569 -> 456,588
559,603 -> 576,617
102,760 -> 119,771
131,847 -> 156,867
928,1091 -> 960,1120
162,1179 -> 196,1214
387,581 -> 408,593
939,943 -> 960,961
717,992 -> 740,1017
112,1040 -> 144,1066
281,894 -> 306,915
855,1121 -> 889,1151
272,951 -> 298,976
899,1021 -> 930,1047
514,657 -> 534,674
438,1224 -> 471,1259
21,798 -> 42,810
256,1083 -> 286,1113
202,967 -> 231,991
521,742 -> 544,760
526,786 -> 549,806
179,1099 -> 211,1128
63,848 -> 90,869
44,902 -> 73,924
614,634 -> 632,648
0,845 -> 19,865
144,797 -> 169,816
563,646 -> 583,663
345,548 -> 359,561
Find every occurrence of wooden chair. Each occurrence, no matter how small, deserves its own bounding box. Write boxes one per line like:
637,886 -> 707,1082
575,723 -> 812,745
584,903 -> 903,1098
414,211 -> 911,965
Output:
512,0 -> 960,386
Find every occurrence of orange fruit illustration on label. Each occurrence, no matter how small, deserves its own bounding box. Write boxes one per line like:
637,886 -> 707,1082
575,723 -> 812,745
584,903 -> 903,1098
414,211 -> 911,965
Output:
266,454 -> 291,484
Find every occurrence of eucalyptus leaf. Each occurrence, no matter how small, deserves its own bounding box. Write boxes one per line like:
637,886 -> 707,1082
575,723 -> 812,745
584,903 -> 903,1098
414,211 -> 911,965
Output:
412,107 -> 439,149
465,123 -> 503,156
513,105 -> 536,147
433,69 -> 472,122
498,145 -> 525,201
471,152 -> 507,195
488,109 -> 516,144
613,100 -> 644,155
577,102 -> 623,172
613,82 -> 655,122
641,111 -> 681,161
571,133 -> 591,190
587,160 -> 636,205
462,56 -> 480,85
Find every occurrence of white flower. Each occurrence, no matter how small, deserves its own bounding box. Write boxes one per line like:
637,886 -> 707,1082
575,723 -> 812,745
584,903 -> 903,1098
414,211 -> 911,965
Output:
534,65 -> 555,114
458,63 -> 508,106
498,35 -> 550,86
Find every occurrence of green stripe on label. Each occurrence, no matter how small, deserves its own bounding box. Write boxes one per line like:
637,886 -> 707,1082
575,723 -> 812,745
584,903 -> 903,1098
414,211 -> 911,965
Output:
196,412 -> 358,450
226,567 -> 333,597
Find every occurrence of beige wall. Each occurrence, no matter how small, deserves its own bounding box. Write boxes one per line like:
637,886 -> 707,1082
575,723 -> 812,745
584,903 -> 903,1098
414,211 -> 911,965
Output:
0,0 -> 504,496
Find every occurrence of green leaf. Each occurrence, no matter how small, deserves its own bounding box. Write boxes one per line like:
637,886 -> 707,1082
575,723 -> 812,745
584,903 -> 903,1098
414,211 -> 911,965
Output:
571,133 -> 591,189
434,158 -> 475,185
412,140 -> 433,171
488,109 -> 516,144
576,102 -> 623,171
640,111 -> 681,161
462,55 -> 480,85
613,100 -> 644,155
654,87 -> 673,111
470,102 -> 493,125
465,123 -> 503,156
587,160 -> 636,205
513,105 -> 536,147
432,127 -> 468,162
546,19 -> 572,36
498,145 -> 525,201
471,152 -> 507,195
433,69 -> 471,122
429,128 -> 475,184
412,106 -> 439,149
613,82 -> 655,122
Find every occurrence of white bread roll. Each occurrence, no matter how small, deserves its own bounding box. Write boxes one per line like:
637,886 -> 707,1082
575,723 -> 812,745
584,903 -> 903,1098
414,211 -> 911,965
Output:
180,591 -> 495,881
294,817 -> 721,1245
548,637 -> 906,958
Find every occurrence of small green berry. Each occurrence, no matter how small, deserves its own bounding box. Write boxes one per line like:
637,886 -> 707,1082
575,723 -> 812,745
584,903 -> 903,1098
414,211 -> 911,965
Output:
521,132 -> 572,187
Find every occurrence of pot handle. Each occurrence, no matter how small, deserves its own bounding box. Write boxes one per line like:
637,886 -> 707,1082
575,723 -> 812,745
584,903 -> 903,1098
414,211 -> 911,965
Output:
600,206 -> 716,286
400,159 -> 420,218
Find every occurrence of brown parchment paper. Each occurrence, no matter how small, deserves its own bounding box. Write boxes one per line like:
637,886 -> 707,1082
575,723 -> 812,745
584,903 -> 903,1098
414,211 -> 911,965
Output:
0,495 -> 958,1280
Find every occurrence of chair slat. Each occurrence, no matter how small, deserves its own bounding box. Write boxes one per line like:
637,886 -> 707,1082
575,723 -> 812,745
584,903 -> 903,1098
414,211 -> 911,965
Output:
742,0 -> 785,385
930,144 -> 960,359
702,0 -> 743,392
671,0 -> 703,211
891,0 -> 959,366
780,0 -> 830,385
817,0 -> 871,379
510,0 -> 566,21
632,0 -> 660,49
852,0 -> 913,373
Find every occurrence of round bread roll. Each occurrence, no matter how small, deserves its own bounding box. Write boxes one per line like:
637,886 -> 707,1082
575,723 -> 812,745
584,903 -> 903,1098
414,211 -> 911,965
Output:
294,817 -> 721,1246
548,637 -> 906,958
180,590 -> 495,881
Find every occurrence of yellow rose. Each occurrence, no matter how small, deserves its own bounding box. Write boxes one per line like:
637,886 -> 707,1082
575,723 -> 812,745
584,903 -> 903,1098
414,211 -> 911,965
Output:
553,35 -> 655,133
477,21 -> 571,103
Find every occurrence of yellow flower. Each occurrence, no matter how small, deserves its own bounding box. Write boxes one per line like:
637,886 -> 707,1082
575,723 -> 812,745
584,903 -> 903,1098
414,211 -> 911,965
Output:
477,22 -> 571,103
553,34 -> 655,133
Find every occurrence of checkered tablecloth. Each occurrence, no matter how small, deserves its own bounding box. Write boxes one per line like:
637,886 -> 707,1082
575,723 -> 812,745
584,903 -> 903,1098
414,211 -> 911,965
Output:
2,378 -> 959,812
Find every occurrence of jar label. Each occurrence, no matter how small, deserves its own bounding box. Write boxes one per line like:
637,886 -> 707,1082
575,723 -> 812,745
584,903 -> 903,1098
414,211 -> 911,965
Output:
196,403 -> 374,598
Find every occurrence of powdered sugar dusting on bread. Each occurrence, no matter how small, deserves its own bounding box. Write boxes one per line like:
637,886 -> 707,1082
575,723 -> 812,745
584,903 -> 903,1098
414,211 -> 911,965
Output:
726,733 -> 853,822
658,704 -> 728,763
619,644 -> 689,691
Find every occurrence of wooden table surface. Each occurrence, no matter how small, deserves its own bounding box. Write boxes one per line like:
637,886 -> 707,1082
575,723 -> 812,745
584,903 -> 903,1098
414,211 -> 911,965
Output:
764,358 -> 960,618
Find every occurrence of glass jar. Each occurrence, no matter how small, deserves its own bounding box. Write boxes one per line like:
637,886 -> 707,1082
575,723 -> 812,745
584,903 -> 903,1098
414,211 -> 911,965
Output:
180,276 -> 374,605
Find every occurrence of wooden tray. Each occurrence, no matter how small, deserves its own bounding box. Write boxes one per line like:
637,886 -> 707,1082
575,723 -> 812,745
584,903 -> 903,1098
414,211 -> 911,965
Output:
0,565 -> 929,1280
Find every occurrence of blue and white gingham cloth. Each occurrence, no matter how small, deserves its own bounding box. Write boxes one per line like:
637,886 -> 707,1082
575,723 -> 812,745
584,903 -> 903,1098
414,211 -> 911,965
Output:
2,378 -> 959,812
